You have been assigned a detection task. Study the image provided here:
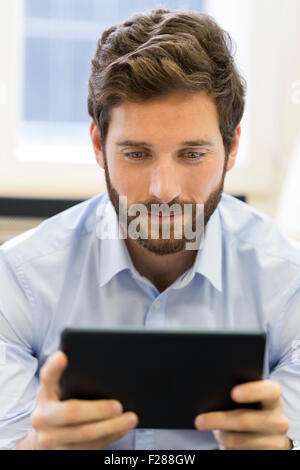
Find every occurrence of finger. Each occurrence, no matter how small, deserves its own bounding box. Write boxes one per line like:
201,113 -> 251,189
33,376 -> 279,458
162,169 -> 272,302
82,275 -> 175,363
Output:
56,430 -> 129,450
231,380 -> 282,410
33,398 -> 124,428
213,430 -> 291,450
37,412 -> 138,449
195,408 -> 289,434
39,351 -> 68,401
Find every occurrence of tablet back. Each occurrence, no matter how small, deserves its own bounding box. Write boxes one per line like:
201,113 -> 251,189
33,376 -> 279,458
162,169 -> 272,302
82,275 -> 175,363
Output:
60,328 -> 266,429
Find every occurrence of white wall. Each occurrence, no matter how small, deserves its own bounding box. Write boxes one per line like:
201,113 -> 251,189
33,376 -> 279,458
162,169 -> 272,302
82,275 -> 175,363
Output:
213,0 -> 300,217
244,0 -> 300,218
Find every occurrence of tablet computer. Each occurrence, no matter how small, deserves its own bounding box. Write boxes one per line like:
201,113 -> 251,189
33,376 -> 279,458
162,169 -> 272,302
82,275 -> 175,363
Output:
60,327 -> 266,429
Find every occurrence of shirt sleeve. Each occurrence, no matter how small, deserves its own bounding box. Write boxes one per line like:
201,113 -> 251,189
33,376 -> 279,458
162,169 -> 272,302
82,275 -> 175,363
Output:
269,281 -> 300,447
0,251 -> 38,449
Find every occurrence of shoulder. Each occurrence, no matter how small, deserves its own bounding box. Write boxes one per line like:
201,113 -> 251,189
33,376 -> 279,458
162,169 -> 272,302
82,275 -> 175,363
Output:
219,193 -> 300,270
218,194 -> 300,328
0,190 -> 109,270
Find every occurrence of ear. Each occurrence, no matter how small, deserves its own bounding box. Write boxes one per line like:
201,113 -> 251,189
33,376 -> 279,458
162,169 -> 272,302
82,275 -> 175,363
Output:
226,125 -> 241,172
90,120 -> 105,170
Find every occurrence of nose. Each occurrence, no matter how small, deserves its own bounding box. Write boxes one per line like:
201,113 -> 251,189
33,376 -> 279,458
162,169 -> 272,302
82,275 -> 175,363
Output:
149,160 -> 181,204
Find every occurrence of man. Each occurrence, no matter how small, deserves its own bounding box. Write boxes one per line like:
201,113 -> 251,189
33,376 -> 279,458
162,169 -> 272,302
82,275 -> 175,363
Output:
0,8 -> 299,450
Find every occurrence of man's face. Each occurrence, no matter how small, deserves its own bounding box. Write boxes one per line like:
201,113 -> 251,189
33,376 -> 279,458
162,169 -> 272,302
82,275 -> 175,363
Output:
91,91 -> 239,255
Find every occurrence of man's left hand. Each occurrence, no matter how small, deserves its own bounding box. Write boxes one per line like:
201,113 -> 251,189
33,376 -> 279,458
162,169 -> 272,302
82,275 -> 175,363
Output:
194,380 -> 291,450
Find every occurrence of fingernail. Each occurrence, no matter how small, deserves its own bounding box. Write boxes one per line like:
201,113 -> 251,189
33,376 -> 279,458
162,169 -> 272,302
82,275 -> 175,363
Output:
127,412 -> 138,426
233,387 -> 244,400
112,401 -> 123,414
195,416 -> 205,429
56,350 -> 67,368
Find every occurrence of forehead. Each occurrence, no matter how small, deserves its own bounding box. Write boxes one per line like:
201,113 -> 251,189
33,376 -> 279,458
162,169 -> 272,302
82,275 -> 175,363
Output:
107,91 -> 220,141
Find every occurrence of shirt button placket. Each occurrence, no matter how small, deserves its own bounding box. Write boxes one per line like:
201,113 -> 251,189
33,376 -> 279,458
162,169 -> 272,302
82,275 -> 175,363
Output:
144,298 -> 165,328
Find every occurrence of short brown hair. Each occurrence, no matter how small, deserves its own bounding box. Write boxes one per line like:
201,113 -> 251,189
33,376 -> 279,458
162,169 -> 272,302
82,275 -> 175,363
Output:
88,8 -> 246,156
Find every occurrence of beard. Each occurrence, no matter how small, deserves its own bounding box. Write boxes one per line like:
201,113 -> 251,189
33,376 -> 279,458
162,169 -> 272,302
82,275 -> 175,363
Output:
102,150 -> 227,256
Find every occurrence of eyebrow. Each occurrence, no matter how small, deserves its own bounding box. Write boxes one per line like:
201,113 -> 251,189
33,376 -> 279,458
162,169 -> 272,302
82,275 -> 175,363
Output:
116,139 -> 215,148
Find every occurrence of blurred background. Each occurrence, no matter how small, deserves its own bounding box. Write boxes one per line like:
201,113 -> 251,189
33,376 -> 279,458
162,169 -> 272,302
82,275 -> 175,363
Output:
0,0 -> 300,244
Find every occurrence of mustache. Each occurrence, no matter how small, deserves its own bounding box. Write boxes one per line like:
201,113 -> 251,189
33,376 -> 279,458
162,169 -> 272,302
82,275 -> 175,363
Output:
124,201 -> 198,217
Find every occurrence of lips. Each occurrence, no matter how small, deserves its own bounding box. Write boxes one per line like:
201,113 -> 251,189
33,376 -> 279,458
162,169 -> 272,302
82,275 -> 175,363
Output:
148,213 -> 178,217
148,211 -> 182,217
147,213 -> 181,224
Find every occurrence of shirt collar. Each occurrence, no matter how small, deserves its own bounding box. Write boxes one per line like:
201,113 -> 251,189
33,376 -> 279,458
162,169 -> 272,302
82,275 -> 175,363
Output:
186,207 -> 223,292
98,193 -> 223,292
98,195 -> 134,288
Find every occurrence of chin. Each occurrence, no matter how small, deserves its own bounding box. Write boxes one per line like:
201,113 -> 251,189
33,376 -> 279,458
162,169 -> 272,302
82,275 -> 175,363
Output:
135,237 -> 188,256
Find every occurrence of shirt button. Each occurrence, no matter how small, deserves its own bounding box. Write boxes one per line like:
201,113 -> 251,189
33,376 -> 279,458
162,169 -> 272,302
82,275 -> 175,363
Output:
154,300 -> 161,309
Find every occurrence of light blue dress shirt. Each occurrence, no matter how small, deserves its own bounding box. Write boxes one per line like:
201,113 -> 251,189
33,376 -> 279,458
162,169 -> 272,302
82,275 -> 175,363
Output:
1,190 -> 300,450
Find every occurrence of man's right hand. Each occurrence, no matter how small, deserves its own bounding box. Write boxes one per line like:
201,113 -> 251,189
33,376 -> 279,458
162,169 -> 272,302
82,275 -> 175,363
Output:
29,350 -> 139,450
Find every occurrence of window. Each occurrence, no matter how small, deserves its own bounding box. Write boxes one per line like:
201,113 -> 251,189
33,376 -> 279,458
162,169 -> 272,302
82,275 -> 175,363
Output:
17,0 -> 205,165
1,0 -> 257,199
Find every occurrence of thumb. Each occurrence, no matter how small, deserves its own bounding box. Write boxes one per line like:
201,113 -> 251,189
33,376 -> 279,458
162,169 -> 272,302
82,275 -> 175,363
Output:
39,350 -> 68,401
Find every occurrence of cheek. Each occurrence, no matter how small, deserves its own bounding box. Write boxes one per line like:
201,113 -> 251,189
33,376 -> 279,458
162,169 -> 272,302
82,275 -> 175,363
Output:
185,160 -> 224,200
107,157 -> 146,195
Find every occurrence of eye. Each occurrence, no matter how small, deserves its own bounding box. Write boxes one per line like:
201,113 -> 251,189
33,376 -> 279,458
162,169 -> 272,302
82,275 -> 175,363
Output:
184,151 -> 206,160
124,151 -> 148,160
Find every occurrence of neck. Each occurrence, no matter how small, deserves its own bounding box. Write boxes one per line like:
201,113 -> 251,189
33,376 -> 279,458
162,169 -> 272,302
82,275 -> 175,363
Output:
125,237 -> 197,292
